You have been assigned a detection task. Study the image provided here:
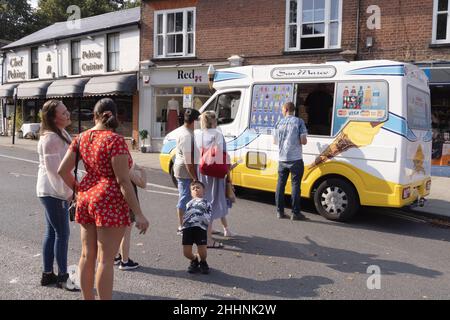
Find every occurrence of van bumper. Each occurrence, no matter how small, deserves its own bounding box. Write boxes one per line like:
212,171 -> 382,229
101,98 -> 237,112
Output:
159,153 -> 172,174
396,178 -> 431,208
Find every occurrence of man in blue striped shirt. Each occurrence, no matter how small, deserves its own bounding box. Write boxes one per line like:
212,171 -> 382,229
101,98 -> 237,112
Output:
273,102 -> 308,220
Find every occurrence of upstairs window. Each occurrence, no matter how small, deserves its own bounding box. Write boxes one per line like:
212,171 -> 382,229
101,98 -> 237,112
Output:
107,33 -> 120,72
433,0 -> 450,43
31,47 -> 39,79
154,8 -> 195,58
285,0 -> 342,51
71,41 -> 81,75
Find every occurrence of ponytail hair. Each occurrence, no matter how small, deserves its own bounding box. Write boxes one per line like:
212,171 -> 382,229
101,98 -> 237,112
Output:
94,98 -> 119,130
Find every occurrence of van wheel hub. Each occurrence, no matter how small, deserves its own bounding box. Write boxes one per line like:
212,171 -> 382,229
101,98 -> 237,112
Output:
320,186 -> 348,215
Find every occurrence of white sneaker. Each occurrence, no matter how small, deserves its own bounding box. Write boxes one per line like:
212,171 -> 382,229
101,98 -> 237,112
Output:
223,228 -> 236,237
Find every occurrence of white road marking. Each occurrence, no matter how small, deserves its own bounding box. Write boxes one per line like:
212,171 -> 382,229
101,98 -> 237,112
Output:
146,182 -> 177,191
9,172 -> 37,178
0,153 -> 178,195
145,189 -> 178,196
0,154 -> 38,164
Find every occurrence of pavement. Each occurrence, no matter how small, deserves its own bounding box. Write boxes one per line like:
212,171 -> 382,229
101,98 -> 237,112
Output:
1,135 -> 449,218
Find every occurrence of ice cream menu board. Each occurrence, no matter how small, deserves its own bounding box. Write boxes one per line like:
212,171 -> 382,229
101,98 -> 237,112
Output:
250,84 -> 294,134
332,82 -> 388,136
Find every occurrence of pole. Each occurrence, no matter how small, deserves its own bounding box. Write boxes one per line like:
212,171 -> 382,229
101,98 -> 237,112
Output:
77,98 -> 81,134
12,88 -> 17,145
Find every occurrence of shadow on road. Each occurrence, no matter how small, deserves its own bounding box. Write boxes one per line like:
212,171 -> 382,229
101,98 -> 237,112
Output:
113,291 -> 179,300
218,235 -> 442,279
236,188 -> 450,243
135,266 -> 333,299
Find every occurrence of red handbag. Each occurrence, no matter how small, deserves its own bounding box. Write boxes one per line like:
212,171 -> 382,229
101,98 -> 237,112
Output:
199,139 -> 229,178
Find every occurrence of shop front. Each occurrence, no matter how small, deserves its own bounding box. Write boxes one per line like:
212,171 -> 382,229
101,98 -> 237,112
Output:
140,65 -> 217,152
0,83 -> 19,135
420,64 -> 450,174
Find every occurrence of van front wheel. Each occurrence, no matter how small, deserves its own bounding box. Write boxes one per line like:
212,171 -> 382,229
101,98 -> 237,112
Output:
314,178 -> 359,222
169,164 -> 178,188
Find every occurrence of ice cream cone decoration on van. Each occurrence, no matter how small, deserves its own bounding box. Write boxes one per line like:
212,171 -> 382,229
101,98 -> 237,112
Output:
309,121 -> 384,169
412,144 -> 426,175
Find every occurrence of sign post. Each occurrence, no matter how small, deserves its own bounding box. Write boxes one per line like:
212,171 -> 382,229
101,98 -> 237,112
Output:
12,87 -> 17,145
183,86 -> 193,109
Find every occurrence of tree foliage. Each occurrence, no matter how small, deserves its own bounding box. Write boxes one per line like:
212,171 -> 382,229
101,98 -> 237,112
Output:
0,0 -> 141,42
35,0 -> 141,29
0,0 -> 36,42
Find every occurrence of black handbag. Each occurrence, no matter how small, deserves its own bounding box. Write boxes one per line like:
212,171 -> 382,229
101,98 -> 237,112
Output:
68,135 -> 81,222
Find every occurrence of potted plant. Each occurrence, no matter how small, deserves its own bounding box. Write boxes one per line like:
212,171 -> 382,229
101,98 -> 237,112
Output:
139,129 -> 149,153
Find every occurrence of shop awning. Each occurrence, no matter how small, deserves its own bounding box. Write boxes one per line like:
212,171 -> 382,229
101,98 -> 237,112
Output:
83,74 -> 137,96
0,83 -> 19,98
46,78 -> 90,98
16,81 -> 53,99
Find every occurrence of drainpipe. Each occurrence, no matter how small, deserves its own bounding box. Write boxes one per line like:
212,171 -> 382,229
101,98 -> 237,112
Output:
355,0 -> 361,60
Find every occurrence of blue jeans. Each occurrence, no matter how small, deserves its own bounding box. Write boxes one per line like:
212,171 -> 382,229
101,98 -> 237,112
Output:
177,178 -> 192,212
39,197 -> 70,275
275,160 -> 304,216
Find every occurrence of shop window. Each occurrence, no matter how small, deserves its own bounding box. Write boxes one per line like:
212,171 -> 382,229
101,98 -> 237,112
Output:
65,97 -> 133,137
286,0 -> 341,51
71,41 -> 81,75
154,86 -> 211,138
154,8 -> 196,58
433,0 -> 450,43
31,47 -> 39,79
107,33 -> 120,72
430,85 -> 450,166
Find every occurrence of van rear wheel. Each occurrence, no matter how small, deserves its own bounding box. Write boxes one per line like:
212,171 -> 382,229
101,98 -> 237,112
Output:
314,178 -> 359,222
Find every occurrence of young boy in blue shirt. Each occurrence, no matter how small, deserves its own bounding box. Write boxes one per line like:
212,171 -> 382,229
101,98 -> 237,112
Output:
182,181 -> 212,274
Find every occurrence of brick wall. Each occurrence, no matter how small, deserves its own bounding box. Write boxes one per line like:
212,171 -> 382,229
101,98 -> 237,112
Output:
141,0 -> 359,65
141,0 -> 450,66
359,0 -> 450,62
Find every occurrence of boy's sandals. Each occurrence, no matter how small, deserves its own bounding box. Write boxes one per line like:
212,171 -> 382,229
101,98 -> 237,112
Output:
207,241 -> 224,249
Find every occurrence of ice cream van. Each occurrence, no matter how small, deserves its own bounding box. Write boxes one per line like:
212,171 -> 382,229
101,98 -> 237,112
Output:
160,60 -> 432,221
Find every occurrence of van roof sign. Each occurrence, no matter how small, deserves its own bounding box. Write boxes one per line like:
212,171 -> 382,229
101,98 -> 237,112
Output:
271,66 -> 336,79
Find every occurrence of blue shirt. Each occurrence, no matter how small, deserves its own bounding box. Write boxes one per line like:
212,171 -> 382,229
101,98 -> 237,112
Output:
274,115 -> 308,161
182,198 -> 212,231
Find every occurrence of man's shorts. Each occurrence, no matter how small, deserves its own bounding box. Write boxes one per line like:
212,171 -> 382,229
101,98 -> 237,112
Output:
176,178 -> 192,211
182,226 -> 207,246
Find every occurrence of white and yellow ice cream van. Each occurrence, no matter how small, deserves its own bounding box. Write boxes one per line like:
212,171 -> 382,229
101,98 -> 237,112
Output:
160,60 -> 432,221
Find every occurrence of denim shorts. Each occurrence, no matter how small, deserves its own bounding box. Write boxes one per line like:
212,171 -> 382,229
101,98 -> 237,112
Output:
176,178 -> 192,211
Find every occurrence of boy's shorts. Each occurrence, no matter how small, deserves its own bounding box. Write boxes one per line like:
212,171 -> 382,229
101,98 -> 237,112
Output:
182,226 -> 207,246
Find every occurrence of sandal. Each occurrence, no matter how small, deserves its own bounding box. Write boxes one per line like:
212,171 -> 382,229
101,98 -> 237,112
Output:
207,241 -> 224,249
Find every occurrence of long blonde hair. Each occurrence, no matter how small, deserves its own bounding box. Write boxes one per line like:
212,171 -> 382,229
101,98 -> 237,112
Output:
200,111 -> 217,129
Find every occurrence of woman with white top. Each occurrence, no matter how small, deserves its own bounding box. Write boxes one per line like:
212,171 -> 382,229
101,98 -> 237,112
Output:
195,111 -> 235,248
37,100 -> 77,291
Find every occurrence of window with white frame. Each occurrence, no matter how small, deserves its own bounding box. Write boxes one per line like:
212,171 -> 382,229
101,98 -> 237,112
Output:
31,47 -> 39,79
433,0 -> 450,43
71,41 -> 80,75
154,8 -> 195,58
285,0 -> 341,51
107,33 -> 120,72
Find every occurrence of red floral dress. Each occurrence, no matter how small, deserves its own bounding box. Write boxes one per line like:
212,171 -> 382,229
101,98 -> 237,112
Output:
70,130 -> 132,227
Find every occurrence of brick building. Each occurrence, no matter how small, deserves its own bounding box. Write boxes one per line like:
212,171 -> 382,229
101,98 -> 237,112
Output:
139,0 -> 449,167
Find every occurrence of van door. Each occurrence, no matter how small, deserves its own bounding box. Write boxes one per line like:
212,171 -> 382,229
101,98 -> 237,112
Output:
200,89 -> 246,182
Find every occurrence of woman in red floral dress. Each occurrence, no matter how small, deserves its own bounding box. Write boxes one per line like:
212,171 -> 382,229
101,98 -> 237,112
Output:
58,98 -> 149,300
